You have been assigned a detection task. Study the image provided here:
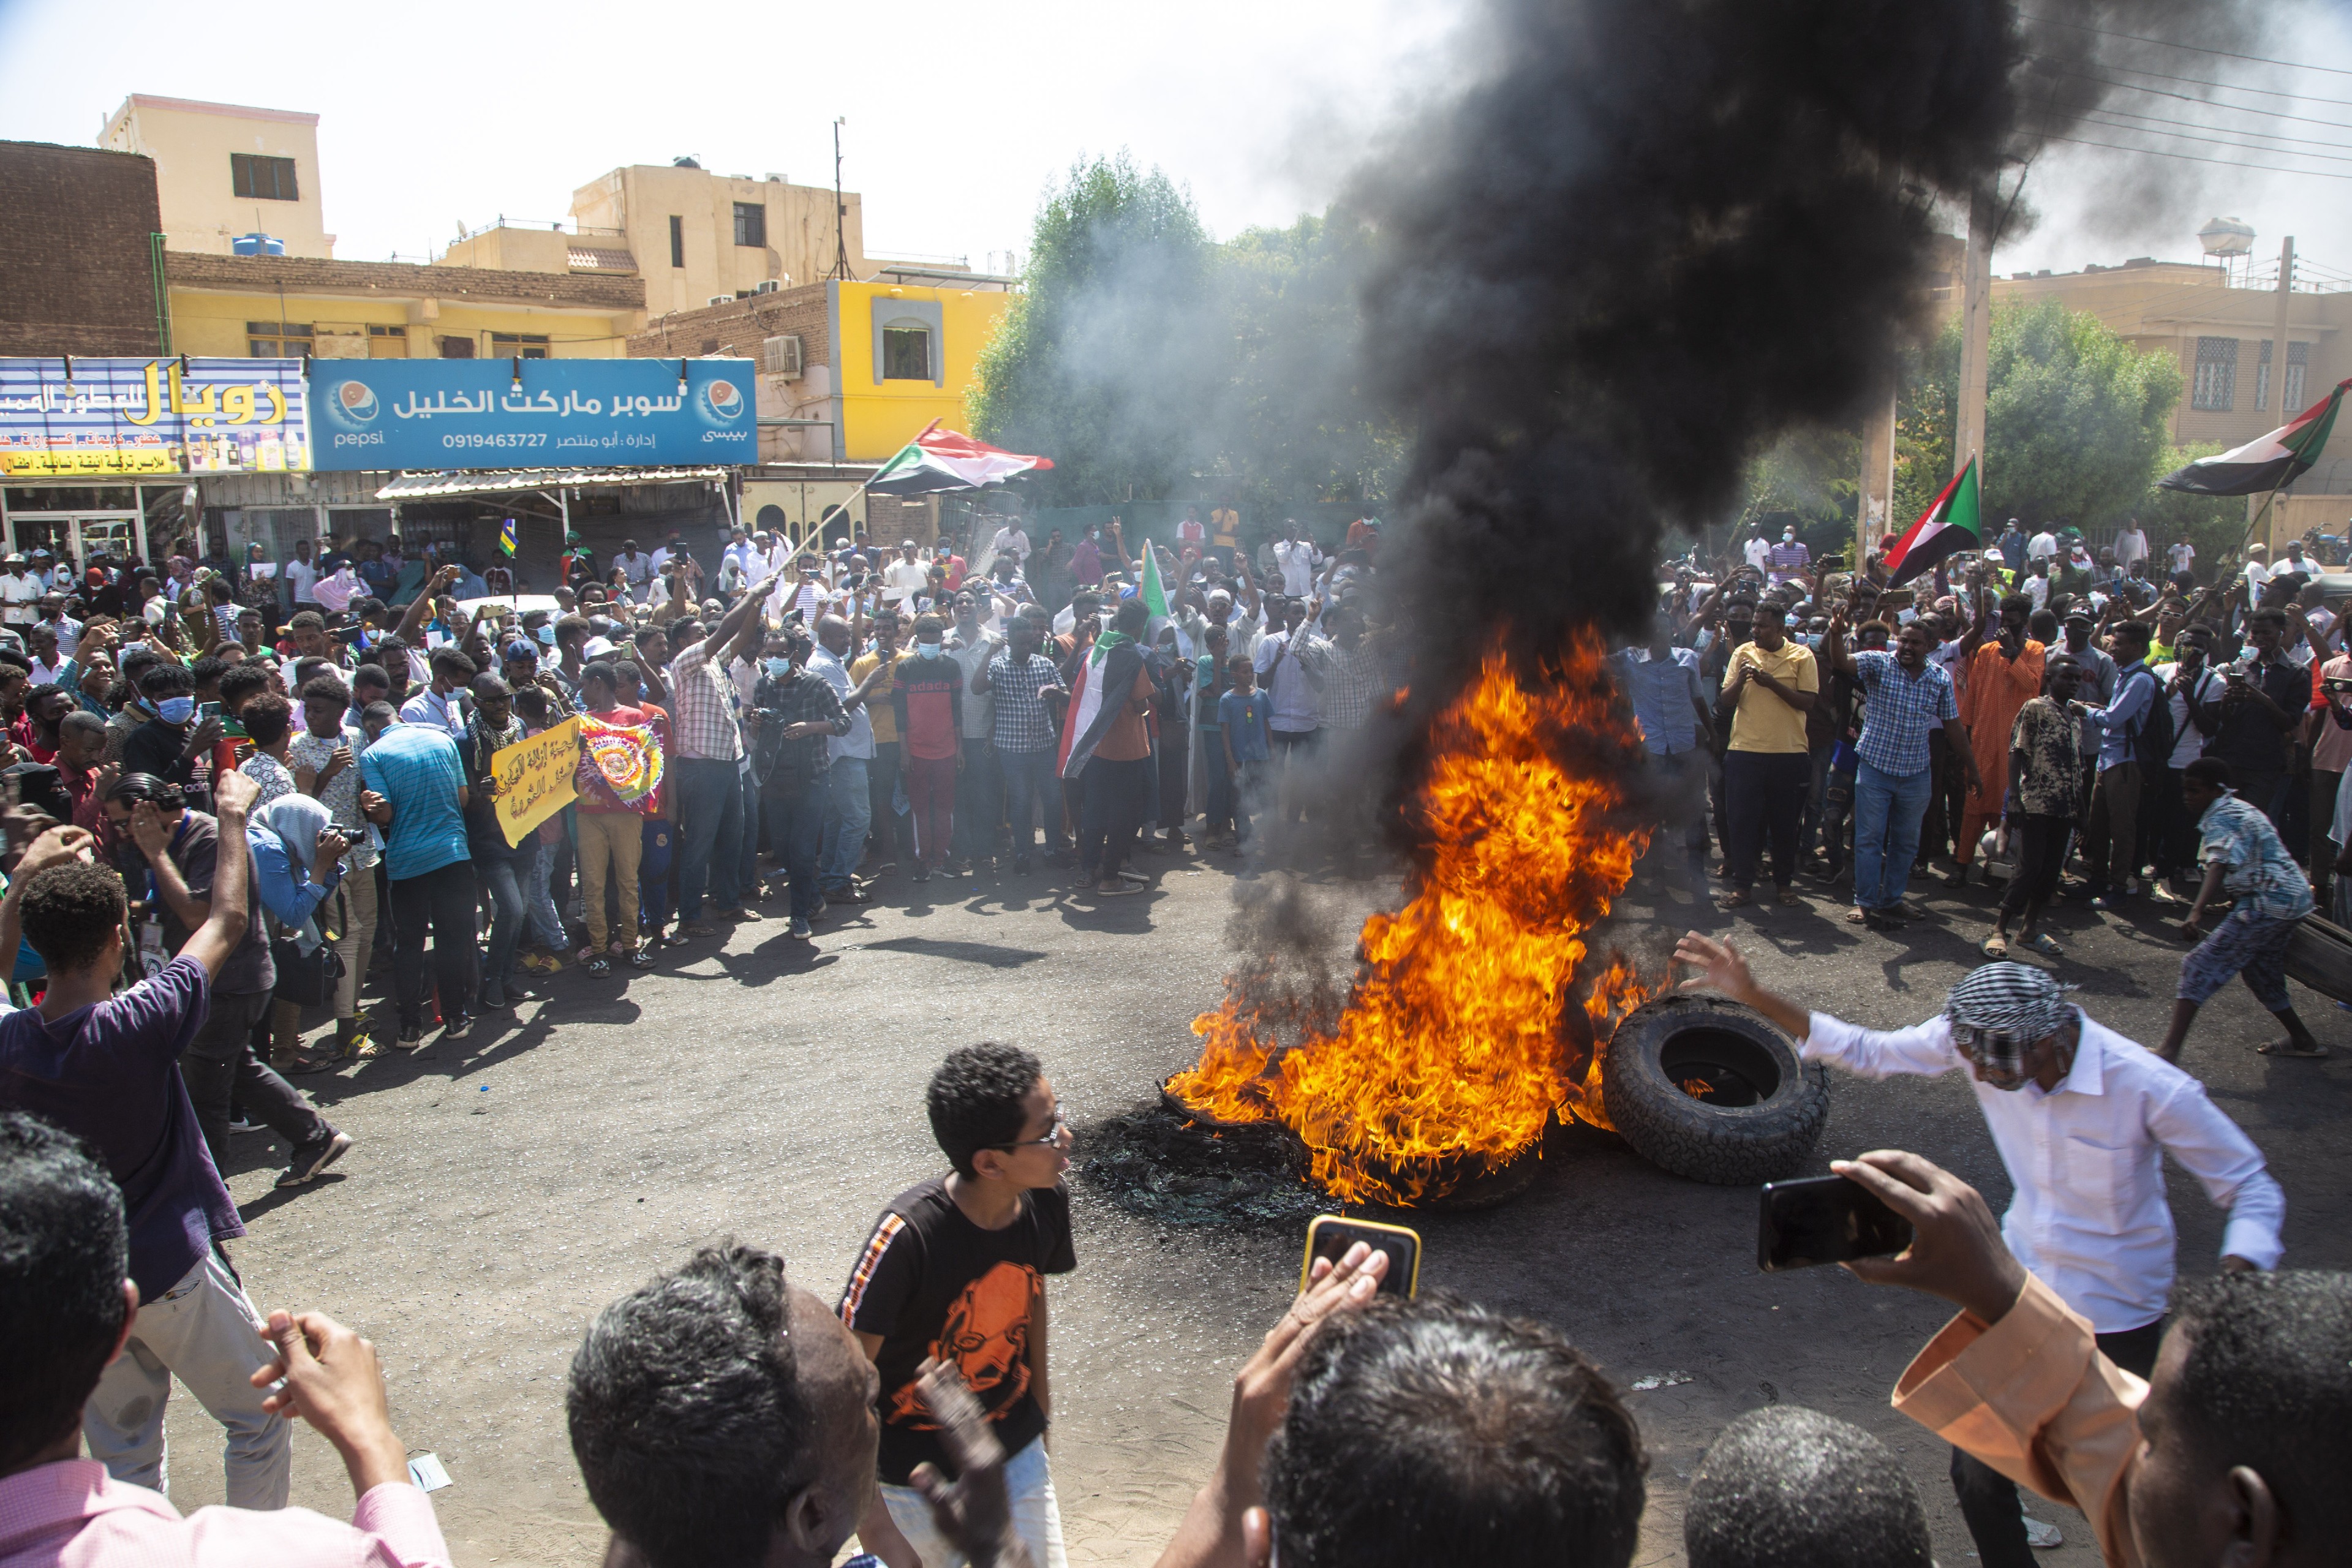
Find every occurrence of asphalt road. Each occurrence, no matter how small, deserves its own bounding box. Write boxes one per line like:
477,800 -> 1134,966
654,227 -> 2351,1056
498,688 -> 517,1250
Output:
153,843 -> 2352,1567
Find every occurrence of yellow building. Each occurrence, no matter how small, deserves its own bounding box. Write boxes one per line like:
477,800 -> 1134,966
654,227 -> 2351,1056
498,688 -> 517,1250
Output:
162,251 -> 643,363
100,95 -> 334,259
624,270 -> 1017,463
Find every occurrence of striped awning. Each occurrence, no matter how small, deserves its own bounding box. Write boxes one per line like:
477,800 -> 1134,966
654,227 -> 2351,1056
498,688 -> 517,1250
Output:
374,466 -> 729,500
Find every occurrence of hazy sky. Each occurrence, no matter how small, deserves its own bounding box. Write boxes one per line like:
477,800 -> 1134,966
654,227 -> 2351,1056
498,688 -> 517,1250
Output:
2,0 -> 2348,285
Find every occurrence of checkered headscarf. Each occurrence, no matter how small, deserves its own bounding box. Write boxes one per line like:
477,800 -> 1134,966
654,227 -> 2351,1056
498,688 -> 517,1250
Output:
1945,963 -> 2076,1046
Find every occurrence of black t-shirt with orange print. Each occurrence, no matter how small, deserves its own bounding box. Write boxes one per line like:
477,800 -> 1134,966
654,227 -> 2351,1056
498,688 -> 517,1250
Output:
839,1176 -> 1077,1483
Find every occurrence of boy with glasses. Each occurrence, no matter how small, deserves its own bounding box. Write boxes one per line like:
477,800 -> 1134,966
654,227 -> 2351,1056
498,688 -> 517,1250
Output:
840,1042 -> 1075,1568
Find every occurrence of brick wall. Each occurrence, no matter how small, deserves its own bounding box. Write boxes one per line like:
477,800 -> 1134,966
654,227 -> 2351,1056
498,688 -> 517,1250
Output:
165,251 -> 644,310
624,282 -> 831,368
0,140 -> 165,356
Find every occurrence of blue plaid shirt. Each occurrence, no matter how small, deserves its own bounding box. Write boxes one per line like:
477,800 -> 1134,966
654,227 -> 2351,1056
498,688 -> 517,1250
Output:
2197,790 -> 2316,921
1851,649 -> 1958,776
987,650 -> 1065,753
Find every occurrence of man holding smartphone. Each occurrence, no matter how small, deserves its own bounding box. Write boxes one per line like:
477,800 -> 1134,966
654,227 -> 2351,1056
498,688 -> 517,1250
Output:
1673,934 -> 2283,1567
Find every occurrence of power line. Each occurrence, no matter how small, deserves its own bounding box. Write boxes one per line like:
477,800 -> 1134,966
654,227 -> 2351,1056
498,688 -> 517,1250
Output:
2045,130 -> 2352,180
2029,62 -> 2352,133
2083,105 -> 2352,154
2021,13 -> 2352,78
2079,110 -> 2352,163
2026,51 -> 2352,109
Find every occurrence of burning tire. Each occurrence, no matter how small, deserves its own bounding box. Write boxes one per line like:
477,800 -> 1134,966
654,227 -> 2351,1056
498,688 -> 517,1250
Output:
1601,996 -> 1827,1185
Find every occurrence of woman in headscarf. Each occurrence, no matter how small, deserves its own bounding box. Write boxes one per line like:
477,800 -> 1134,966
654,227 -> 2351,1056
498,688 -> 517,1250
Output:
249,793 -> 352,1076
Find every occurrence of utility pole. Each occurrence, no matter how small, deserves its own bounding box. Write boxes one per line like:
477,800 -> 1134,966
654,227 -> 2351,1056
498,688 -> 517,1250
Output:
1858,388 -> 1896,564
2253,234 -> 2296,548
1952,185 -> 1995,490
829,118 -> 852,282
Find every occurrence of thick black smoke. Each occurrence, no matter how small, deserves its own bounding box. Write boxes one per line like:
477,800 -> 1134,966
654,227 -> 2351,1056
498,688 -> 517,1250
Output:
1347,0 -> 2260,769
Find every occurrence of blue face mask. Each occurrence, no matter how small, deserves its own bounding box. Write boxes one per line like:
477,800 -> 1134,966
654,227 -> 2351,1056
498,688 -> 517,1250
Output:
764,657 -> 792,677
157,696 -> 195,725
916,642 -> 943,660
535,625 -> 556,647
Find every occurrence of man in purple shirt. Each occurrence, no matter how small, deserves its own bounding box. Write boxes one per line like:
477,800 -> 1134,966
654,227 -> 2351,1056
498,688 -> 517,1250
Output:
0,773 -> 294,1508
0,1110 -> 453,1566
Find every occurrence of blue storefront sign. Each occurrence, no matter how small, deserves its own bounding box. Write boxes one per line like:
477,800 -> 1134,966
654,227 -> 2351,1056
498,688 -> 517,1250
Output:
306,358 -> 756,472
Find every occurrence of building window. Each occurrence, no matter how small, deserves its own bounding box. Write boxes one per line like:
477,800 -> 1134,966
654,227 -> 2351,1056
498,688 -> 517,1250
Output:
2286,342 -> 2309,414
367,324 -> 407,359
881,325 -> 932,380
489,333 -> 550,360
245,320 -> 312,356
230,153 -> 298,202
733,202 -> 766,248
437,336 -> 476,359
2256,340 -> 2272,412
2192,336 -> 2236,412
669,215 -> 684,269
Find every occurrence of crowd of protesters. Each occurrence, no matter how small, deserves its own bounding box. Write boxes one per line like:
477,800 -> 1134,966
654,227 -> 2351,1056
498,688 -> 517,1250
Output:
1625,514 -> 2350,1069
0,509 -> 2344,1568
0,513 -> 1390,1182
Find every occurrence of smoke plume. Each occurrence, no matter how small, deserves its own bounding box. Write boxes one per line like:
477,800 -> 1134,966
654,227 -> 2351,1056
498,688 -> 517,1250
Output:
1348,0 -> 2265,797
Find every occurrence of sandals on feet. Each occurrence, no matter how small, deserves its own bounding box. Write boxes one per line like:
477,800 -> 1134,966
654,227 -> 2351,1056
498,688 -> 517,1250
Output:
584,955 -> 613,976
1775,885 -> 1801,906
1719,890 -> 1752,908
1980,933 -> 2010,959
2253,1039 -> 2329,1058
2022,932 -> 2065,959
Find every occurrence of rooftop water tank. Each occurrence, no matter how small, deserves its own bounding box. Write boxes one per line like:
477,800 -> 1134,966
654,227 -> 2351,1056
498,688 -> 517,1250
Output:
231,233 -> 285,257
2198,217 -> 2255,258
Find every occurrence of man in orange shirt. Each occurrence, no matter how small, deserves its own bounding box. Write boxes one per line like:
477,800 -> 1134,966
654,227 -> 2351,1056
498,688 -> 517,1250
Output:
1950,592 -> 2045,885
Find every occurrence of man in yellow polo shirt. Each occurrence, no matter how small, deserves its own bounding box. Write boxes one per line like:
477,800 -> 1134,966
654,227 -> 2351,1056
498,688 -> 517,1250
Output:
1716,601 -> 1818,908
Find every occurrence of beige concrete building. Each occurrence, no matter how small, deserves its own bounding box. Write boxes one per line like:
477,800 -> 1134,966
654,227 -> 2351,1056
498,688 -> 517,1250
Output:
100,95 -> 334,258
565,161 -> 875,318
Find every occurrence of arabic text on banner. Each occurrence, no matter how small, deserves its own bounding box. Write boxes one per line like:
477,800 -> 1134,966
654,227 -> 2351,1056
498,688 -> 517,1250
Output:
0,358 -> 311,477
492,717 -> 582,847
305,360 -> 756,472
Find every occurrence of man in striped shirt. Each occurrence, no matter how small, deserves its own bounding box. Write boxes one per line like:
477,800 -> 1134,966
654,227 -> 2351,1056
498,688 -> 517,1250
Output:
668,570 -> 778,938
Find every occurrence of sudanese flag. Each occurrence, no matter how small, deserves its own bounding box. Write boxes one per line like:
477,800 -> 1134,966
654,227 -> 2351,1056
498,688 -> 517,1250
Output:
2158,377 -> 2350,497
1883,456 -> 1980,589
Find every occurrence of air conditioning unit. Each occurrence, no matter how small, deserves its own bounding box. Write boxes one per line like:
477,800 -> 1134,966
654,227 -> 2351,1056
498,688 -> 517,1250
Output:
750,279 -> 779,295
707,295 -> 733,307
763,334 -> 804,377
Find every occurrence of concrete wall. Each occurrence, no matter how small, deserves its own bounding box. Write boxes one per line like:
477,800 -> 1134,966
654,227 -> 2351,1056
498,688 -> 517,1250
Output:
0,140 -> 165,355
570,164 -> 872,320
625,283 -> 838,459
101,95 -> 332,258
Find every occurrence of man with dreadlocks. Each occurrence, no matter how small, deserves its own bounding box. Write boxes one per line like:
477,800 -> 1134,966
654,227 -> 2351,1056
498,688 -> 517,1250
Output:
1673,934 -> 2283,1568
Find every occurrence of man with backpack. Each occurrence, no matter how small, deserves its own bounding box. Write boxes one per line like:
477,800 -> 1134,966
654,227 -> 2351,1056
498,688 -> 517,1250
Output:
2074,618 -> 2161,907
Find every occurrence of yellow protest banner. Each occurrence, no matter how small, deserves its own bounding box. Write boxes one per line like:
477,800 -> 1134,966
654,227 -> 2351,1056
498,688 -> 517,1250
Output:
492,717 -> 581,846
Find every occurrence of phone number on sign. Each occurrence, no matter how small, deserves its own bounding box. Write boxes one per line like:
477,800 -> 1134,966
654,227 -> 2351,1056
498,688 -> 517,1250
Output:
440,432 -> 549,450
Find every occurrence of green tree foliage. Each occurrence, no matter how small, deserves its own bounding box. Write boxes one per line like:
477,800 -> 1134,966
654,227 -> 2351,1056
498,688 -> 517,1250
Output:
970,157 -> 1401,513
1737,426 -> 1861,560
2139,442 -> 2252,568
1897,298 -> 2182,533
967,154 -> 1218,506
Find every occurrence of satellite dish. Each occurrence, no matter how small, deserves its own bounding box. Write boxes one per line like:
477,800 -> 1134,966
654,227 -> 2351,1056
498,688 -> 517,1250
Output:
2199,217 -> 2255,257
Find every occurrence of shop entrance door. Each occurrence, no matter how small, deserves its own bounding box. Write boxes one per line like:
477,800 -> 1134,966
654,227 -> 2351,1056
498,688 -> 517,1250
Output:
4,511 -> 148,570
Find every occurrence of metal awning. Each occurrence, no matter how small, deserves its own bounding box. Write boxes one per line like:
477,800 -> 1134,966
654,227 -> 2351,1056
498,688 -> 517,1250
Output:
374,466 -> 730,501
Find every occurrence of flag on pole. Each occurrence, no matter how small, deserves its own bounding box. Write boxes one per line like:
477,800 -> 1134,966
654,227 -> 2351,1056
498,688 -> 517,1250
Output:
1882,456 -> 1981,589
2158,377 -> 2351,496
865,426 -> 1055,496
499,517 -> 517,557
1139,539 -> 1170,634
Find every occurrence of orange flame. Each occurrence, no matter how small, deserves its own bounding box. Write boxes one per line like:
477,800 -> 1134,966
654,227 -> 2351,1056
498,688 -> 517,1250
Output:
1167,634 -> 1656,1205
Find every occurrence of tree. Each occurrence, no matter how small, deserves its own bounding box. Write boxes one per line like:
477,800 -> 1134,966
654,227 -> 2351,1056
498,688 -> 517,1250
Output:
2139,442 -> 2251,570
1737,426 -> 1861,561
968,154 -> 1219,506
1899,298 -> 2182,533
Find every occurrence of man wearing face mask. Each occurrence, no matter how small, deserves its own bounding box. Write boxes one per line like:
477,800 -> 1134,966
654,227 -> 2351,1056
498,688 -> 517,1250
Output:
1674,933 -> 2283,1567
120,662 -> 223,815
1765,526 -> 1809,587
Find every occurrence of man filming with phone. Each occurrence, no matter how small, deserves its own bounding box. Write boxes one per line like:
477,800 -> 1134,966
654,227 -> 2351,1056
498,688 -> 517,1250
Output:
1674,933 -> 2282,1567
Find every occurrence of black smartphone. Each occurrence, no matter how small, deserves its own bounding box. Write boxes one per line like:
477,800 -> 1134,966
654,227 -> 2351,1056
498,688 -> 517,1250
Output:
1302,1215 -> 1420,1297
1757,1175 -> 1913,1272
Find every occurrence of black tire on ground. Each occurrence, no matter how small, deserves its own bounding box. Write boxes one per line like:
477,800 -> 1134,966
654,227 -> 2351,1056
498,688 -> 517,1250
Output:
1602,995 -> 1828,1185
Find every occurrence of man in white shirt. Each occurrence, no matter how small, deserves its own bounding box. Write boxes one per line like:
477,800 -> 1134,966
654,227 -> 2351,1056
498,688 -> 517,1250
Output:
2025,526 -> 2057,561
649,530 -> 684,577
284,539 -> 320,609
1253,600 -> 1326,825
612,538 -> 654,595
989,521 -> 1031,567
0,556 -> 43,628
1676,937 -> 2282,1562
1272,522 -> 1324,599
881,541 -> 932,608
2167,535 -> 2196,579
722,527 -> 762,587
1742,527 -> 1774,573
2112,518 -> 2149,570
